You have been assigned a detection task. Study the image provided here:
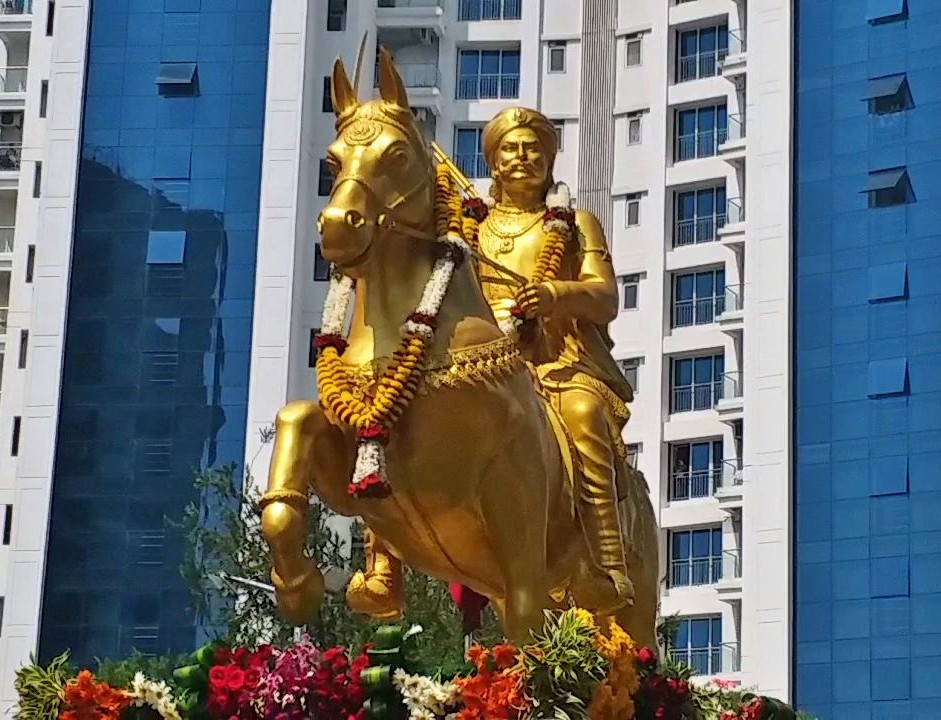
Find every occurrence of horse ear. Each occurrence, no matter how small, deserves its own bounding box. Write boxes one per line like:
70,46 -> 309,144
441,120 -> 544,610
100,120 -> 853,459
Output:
331,57 -> 357,117
377,47 -> 410,110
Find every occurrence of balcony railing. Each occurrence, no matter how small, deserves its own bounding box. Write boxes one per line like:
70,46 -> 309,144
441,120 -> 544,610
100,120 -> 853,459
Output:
0,142 -> 21,171
718,459 -> 743,490
0,226 -> 13,252
724,113 -> 745,142
721,371 -> 743,401
726,197 -> 745,225
458,0 -> 521,21
675,214 -> 727,246
676,128 -> 728,161
677,49 -> 728,82
0,67 -> 26,92
375,63 -> 440,89
721,549 -> 742,580
673,295 -> 725,327
455,152 -> 488,179
670,643 -> 740,676
721,285 -> 744,315
0,308 -> 8,334
670,557 -> 722,587
725,28 -> 747,57
0,0 -> 31,14
378,0 -> 440,7
671,467 -> 720,500
456,73 -> 520,100
672,381 -> 723,413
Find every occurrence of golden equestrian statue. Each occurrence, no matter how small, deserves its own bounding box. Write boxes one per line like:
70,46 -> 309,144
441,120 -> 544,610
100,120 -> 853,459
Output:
260,49 -> 659,646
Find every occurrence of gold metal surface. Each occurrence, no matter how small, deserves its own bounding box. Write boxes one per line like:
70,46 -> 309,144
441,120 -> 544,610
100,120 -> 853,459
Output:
261,49 -> 659,646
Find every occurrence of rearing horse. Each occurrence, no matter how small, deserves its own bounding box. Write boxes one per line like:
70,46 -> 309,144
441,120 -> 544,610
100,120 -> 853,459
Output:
260,50 -> 659,645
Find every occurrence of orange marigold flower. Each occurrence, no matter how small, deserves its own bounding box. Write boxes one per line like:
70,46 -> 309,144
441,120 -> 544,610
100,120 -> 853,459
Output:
61,670 -> 129,720
466,645 -> 490,670
492,643 -> 519,670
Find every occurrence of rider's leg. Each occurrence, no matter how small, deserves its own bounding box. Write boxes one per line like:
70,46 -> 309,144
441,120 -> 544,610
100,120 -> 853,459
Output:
346,527 -> 405,620
556,388 -> 634,611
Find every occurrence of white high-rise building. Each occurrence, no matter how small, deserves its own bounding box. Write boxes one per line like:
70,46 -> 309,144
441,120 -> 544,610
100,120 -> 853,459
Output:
0,0 -> 793,707
247,0 -> 793,699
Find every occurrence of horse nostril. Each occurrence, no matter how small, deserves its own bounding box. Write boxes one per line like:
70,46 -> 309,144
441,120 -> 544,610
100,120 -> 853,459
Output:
345,210 -> 366,229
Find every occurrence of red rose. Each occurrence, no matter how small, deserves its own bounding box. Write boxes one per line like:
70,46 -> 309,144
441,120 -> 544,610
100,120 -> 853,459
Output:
225,667 -> 246,692
637,647 -> 658,665
209,665 -> 228,689
244,668 -> 261,688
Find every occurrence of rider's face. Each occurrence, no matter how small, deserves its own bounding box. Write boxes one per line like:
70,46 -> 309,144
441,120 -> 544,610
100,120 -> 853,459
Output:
494,127 -> 549,193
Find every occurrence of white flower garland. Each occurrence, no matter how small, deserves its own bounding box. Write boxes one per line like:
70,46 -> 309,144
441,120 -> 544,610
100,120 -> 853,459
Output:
128,673 -> 182,720
392,668 -> 460,720
318,235 -> 467,498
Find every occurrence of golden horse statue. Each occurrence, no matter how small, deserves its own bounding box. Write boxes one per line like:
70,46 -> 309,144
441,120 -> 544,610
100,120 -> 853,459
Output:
260,50 -> 659,646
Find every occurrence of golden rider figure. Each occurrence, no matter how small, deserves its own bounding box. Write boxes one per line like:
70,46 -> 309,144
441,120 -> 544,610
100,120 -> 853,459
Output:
477,107 -> 634,609
346,106 -> 637,618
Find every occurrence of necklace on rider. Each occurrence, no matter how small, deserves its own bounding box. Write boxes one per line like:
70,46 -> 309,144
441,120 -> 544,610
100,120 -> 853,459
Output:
483,204 -> 546,255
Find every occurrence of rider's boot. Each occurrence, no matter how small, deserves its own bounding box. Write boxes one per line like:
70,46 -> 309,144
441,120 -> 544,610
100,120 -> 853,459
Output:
346,528 -> 405,621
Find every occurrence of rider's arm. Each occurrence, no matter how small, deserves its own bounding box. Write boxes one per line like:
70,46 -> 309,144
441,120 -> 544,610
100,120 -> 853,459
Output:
545,209 -> 619,324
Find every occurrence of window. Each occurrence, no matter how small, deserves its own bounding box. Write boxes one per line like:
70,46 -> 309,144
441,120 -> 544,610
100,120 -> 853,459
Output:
670,617 -> 724,675
156,62 -> 199,96
458,0 -> 521,21
18,329 -> 27,368
456,48 -> 520,100
866,0 -> 907,24
677,25 -> 728,82
675,186 -> 727,246
626,443 -> 641,469
864,168 -> 913,208
671,353 -> 724,413
10,417 -> 20,456
865,74 -> 912,115
454,127 -> 488,179
675,104 -> 728,161
327,0 -> 347,31
869,262 -> 907,302
553,121 -> 564,151
309,328 -> 320,368
2,504 -> 10,545
146,231 -> 186,264
627,112 -> 642,145
25,245 -> 34,282
869,358 -> 908,397
322,76 -> 333,113
670,528 -> 723,587
318,158 -> 334,196
45,0 -> 54,36
32,161 -> 41,198
547,42 -> 566,73
618,357 -> 642,392
620,274 -> 639,310
39,80 -> 48,118
670,440 -> 723,500
673,268 -> 725,327
625,35 -> 642,67
625,194 -> 642,227
314,243 -> 330,281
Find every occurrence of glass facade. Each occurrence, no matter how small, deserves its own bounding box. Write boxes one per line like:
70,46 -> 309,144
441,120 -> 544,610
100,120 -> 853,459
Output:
794,2 -> 941,718
37,2 -> 270,664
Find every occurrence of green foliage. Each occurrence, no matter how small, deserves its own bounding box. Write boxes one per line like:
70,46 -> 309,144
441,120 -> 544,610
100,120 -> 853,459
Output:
94,651 -> 192,688
13,651 -> 70,720
521,610 -> 607,720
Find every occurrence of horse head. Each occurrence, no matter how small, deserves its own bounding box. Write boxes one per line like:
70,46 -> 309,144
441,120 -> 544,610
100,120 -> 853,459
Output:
317,48 -> 436,278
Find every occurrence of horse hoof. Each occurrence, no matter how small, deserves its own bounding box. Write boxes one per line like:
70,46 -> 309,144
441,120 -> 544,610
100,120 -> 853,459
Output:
346,570 -> 405,621
275,568 -> 325,624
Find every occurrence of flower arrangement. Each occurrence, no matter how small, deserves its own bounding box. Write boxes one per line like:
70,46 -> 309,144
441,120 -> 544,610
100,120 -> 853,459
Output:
16,610 -> 805,720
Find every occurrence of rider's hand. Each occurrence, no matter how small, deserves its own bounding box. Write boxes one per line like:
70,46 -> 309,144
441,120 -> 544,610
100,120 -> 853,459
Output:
516,282 -> 557,318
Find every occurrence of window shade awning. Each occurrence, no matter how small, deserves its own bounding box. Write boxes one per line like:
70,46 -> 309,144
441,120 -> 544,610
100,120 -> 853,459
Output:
863,74 -> 906,100
862,168 -> 907,192
156,62 -> 197,85
866,0 -> 905,22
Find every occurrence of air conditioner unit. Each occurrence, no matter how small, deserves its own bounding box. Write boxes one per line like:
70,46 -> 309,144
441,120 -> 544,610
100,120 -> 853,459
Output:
418,28 -> 434,45
0,112 -> 20,128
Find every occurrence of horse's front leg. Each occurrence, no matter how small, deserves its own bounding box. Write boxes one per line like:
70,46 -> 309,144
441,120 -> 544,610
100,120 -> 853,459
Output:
260,401 -> 327,624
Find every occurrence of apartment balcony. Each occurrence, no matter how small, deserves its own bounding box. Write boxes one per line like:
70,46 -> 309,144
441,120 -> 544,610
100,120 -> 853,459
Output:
669,643 -> 741,676
0,306 -> 7,335
715,550 -> 743,599
718,113 -> 746,164
720,29 -> 747,84
717,284 -> 744,334
718,198 -> 745,248
376,0 -> 445,35
0,226 -> 12,255
675,128 -> 727,164
674,214 -> 726,247
0,0 -> 31,24
670,468 -> 720,502
456,74 -> 521,102
715,371 -> 744,420
0,66 -> 26,95
669,0 -> 732,26
458,0 -> 522,21
672,295 -> 726,329
0,141 -> 20,177
714,459 -> 744,506
670,554 -> 740,588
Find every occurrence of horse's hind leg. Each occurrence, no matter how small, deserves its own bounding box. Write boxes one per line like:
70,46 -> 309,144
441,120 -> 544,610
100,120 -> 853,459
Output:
346,528 -> 405,620
261,401 -> 326,625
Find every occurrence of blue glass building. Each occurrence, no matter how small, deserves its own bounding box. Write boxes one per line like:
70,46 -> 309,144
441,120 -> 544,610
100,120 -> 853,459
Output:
37,2 -> 270,664
795,1 -> 941,717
